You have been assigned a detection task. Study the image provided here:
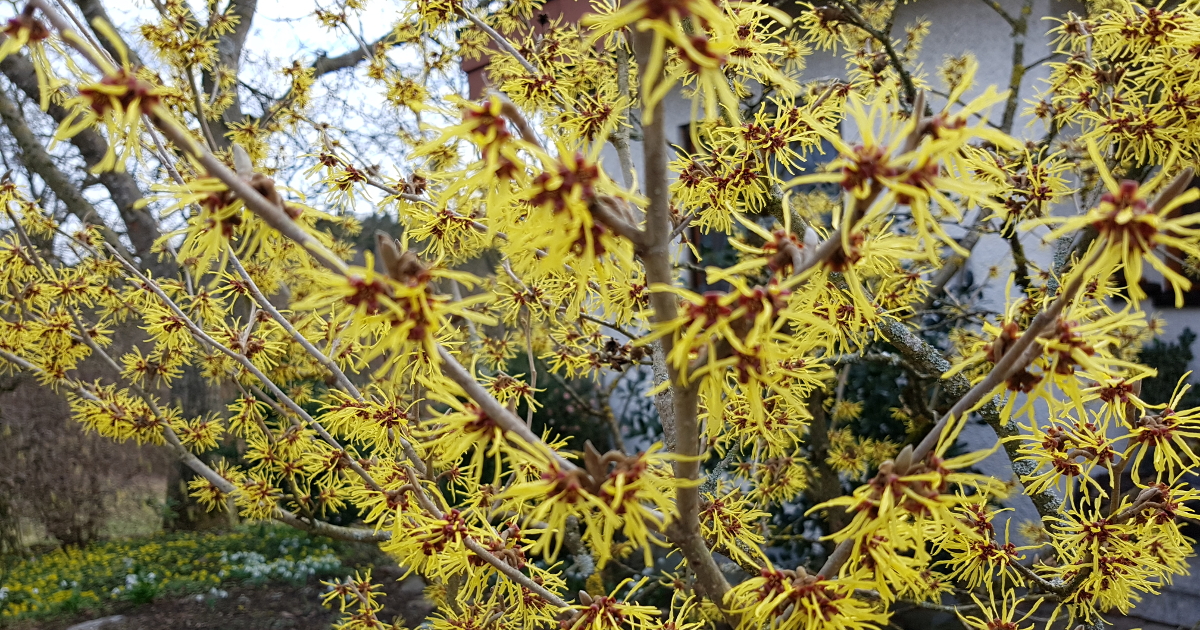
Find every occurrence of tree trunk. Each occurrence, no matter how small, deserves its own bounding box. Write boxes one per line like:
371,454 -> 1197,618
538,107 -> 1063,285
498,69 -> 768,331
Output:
163,366 -> 235,531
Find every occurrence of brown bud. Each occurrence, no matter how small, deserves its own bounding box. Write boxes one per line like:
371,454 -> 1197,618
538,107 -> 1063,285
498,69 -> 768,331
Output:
893,444 -> 914,476
1150,167 -> 1195,213
375,231 -> 427,284
814,6 -> 846,23
876,460 -> 895,477
376,231 -> 402,276
869,54 -> 889,74
232,144 -> 254,177
1135,485 -> 1162,505
1124,379 -> 1143,427
248,173 -> 283,210
583,440 -> 605,481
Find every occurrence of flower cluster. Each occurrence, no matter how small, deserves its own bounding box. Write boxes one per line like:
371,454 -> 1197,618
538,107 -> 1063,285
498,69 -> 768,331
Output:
2,1 -> 1200,630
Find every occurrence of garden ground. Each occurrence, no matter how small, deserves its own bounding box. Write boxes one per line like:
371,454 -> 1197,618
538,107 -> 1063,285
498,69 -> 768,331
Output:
6,566 -> 430,630
0,526 -> 431,629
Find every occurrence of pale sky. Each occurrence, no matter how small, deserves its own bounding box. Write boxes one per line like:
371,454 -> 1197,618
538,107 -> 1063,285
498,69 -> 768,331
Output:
116,0 -> 399,71
106,0 -> 440,209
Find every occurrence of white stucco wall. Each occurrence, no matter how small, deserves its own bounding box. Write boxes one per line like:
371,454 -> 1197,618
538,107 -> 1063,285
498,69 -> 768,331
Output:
595,0 -> 1200,547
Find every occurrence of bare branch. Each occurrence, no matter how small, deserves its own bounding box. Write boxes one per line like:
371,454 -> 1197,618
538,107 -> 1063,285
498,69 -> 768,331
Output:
973,0 -> 1019,29
589,195 -> 647,249
999,0 -> 1036,134
611,41 -> 637,191
496,94 -> 542,148
633,26 -> 733,622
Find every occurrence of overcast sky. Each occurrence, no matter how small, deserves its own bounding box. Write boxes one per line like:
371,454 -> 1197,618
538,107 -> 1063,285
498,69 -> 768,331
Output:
116,0 -> 398,71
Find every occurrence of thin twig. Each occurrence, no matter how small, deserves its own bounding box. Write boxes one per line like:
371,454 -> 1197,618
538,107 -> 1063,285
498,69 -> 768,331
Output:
103,242 -> 385,494
820,249 -> 1102,578
522,310 -> 537,427
973,0 -> 1018,28
458,8 -> 537,75
227,248 -> 427,474
829,0 -> 917,104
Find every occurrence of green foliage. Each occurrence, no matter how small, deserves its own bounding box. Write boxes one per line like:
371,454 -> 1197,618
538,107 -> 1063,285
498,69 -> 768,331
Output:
1138,328 -> 1200,408
0,525 -> 345,620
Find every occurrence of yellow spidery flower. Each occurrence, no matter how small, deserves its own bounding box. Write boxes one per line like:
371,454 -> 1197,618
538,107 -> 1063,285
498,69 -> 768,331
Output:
0,8 -> 54,109
54,20 -> 187,173
726,564 -> 890,630
1040,137 -> 1200,306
